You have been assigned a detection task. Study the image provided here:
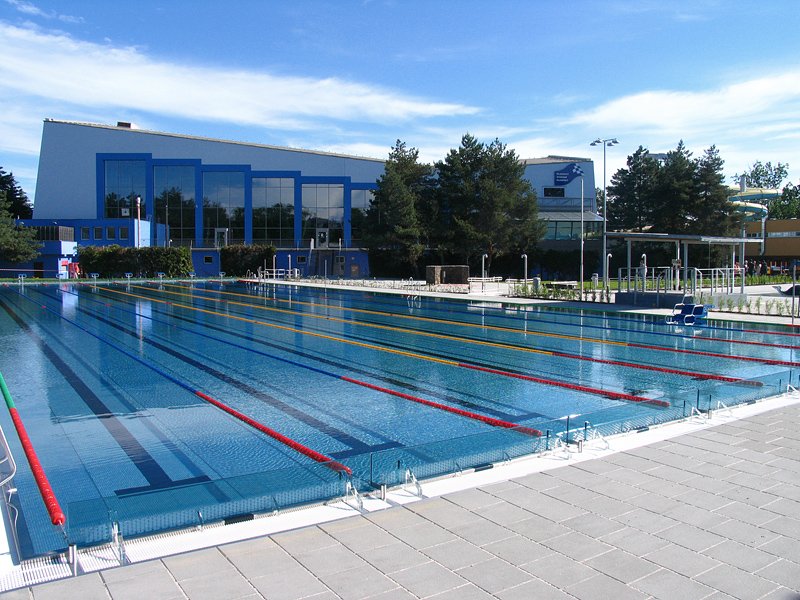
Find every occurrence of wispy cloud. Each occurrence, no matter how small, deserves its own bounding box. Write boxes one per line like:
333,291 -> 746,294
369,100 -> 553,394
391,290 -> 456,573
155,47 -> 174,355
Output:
0,22 -> 479,131
5,0 -> 83,23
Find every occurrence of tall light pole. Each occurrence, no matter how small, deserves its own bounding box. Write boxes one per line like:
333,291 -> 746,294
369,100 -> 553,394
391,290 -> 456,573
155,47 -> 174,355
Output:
590,138 -> 618,291
135,195 -> 141,248
579,175 -> 584,300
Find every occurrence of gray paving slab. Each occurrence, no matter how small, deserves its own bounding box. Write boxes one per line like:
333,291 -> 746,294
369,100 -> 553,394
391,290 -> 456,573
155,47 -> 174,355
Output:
8,402 -> 800,599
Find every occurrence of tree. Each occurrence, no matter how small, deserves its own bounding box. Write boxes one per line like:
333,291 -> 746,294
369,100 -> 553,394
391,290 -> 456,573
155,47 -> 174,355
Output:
692,145 -> 739,236
769,182 -> 800,219
607,146 -> 658,232
0,189 -> 40,263
734,161 -> 788,189
433,134 -> 543,272
650,141 -> 696,233
0,167 -> 32,219
364,140 -> 433,275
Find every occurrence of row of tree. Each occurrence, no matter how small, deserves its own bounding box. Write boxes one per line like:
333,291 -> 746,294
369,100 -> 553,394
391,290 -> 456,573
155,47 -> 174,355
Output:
0,167 -> 39,263
363,135 -> 544,276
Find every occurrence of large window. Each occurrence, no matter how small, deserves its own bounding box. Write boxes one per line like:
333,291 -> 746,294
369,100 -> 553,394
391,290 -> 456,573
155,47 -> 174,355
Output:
202,171 -> 245,246
252,177 -> 294,247
302,183 -> 343,248
154,165 -> 196,246
104,160 -> 146,219
350,188 -> 374,248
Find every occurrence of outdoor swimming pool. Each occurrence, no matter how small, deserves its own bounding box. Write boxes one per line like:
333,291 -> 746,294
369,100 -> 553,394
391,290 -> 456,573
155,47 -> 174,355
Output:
0,281 -> 796,559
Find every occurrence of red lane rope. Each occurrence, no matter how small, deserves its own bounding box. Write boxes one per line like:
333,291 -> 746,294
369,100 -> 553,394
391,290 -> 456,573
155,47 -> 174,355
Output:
628,342 -> 800,368
549,352 -> 763,386
194,392 -> 351,474
8,407 -> 65,526
458,364 -> 672,408
341,377 -> 543,436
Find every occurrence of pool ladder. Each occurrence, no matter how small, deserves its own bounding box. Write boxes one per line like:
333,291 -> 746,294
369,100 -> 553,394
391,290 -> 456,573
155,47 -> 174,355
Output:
404,468 -> 423,497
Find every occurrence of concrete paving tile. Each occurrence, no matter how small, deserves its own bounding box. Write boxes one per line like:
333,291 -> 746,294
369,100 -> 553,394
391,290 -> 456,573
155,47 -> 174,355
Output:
584,548 -> 660,584
523,496 -> 588,523
766,483 -> 800,503
388,560 -> 467,598
623,490 -> 684,514
29,573 -> 110,600
421,538 -> 494,570
221,542 -> 296,580
365,507 -> 427,530
701,539 -> 780,573
450,518 -> 515,546
603,452 -> 659,472
566,572 -> 649,600
599,527 -> 670,556
678,487 -> 737,511
363,588 -> 418,600
574,494 -> 634,518
694,564 -> 780,599
495,577 -> 574,599
757,587 -> 800,600
656,522 -> 727,552
612,507 -> 680,534
647,464 -> 700,484
546,465 -> 608,488
719,485 -> 780,508
540,484 -> 598,507
293,543 -> 368,577
541,531 -> 613,562
324,521 -> 398,553
104,567 -> 184,600
99,559 -> 171,583
270,525 -> 338,554
443,487 -> 503,511
175,570 -> 256,600
520,551 -> 598,588
357,541 -> 429,574
406,499 -> 482,529
1,589 -> 30,600
249,564 -> 330,600
162,548 -> 234,581
510,514 -> 571,542
389,521 -> 457,549
474,499 -> 536,526
589,480 -> 647,502
762,515 -> 800,540
643,542 -> 721,577
755,558 -> 800,589
317,564 -> 398,600
456,556 -> 533,593
483,534 -> 552,565
426,583 -> 495,599
759,535 -> 800,562
713,500 -> 780,526
561,511 -> 626,538
509,473 -> 562,492
631,568 -> 714,599
763,497 -> 800,519
661,502 -> 731,530
635,477 -> 695,499
709,518 -> 781,548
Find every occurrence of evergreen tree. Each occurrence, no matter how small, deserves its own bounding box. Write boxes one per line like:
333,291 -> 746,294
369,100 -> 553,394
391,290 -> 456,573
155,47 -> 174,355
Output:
650,141 -> 695,234
364,140 -> 433,274
0,167 -> 33,219
692,145 -> 739,236
0,189 -> 40,263
433,134 -> 543,272
607,146 -> 658,232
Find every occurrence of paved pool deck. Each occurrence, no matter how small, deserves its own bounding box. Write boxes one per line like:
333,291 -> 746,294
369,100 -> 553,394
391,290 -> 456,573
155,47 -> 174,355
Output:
2,282 -> 799,599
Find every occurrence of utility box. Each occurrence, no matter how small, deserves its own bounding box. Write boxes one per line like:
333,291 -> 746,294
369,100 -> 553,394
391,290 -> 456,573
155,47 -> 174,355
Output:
426,265 -> 469,285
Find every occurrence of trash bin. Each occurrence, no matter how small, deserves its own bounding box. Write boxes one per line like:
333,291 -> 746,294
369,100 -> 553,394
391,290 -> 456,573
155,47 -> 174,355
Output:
533,276 -> 541,293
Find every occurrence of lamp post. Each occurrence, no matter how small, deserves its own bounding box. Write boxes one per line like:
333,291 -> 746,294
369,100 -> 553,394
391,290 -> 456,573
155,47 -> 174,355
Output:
590,138 -> 618,291
579,175 -> 584,300
135,195 -> 141,248
482,254 -> 488,279
521,253 -> 528,287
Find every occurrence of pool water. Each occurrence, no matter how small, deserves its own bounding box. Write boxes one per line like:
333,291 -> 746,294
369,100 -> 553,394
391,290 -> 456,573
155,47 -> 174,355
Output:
0,281 -> 795,558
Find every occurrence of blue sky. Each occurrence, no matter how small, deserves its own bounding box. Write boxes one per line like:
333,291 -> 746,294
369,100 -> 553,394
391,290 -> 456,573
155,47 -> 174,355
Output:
2,0 -> 800,202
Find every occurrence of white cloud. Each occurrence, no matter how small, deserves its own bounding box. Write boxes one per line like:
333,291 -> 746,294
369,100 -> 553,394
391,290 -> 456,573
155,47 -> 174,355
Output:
5,0 -> 83,23
0,22 -> 478,131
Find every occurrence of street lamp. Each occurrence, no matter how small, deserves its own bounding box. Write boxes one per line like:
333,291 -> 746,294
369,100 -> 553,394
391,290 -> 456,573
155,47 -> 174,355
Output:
521,253 -> 528,287
482,254 -> 488,279
135,195 -> 142,248
590,137 -> 618,291
579,175 -> 584,300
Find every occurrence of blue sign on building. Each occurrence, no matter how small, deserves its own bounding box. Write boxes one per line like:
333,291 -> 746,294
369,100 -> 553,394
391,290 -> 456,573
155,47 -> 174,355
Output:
553,163 -> 584,186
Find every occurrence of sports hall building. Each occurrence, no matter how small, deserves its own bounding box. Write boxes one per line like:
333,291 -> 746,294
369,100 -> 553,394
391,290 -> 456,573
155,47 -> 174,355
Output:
17,120 -> 599,277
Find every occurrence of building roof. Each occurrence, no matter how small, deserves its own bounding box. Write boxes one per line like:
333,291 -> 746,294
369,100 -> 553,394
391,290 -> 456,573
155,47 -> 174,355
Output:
43,118 -> 387,164
521,155 -> 592,165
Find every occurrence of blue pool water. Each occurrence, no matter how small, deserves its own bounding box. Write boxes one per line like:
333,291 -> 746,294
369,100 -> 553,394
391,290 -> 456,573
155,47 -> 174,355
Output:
0,281 -> 795,558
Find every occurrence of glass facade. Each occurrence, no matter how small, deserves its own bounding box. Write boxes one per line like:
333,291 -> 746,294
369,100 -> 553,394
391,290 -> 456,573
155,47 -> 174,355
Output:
252,177 -> 294,247
202,171 -> 245,246
154,165 -> 196,246
302,183 -> 344,248
544,221 -> 602,241
350,188 -> 373,248
104,160 -> 146,219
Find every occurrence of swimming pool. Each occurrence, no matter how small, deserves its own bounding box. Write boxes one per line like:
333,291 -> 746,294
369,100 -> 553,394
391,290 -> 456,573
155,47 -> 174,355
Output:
0,281 -> 795,558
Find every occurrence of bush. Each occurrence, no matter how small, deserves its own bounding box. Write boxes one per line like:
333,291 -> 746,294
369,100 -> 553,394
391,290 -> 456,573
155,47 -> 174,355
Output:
220,244 -> 276,277
77,245 -> 193,278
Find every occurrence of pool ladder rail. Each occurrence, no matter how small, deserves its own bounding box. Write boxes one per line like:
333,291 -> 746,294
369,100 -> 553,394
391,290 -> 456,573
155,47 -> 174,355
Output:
0,423 -> 20,562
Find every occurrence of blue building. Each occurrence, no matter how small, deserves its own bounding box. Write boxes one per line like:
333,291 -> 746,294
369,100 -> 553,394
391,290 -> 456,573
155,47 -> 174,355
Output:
24,120 -> 599,277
